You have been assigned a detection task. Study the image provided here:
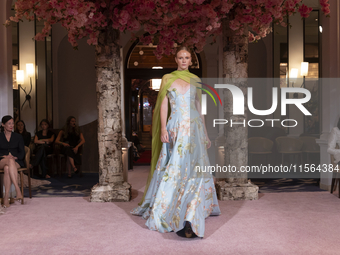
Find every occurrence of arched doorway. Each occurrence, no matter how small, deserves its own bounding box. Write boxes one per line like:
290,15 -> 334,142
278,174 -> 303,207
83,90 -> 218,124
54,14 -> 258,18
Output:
124,41 -> 202,146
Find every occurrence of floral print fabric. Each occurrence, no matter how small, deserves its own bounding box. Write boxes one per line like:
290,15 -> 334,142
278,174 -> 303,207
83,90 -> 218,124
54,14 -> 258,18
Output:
130,84 -> 221,237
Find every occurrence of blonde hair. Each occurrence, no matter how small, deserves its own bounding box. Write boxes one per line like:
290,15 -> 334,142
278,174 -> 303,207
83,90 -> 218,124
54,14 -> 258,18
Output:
175,46 -> 192,58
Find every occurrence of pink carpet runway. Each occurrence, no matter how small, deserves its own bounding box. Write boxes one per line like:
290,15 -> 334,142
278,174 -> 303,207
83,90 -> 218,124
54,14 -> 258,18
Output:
1,167 -> 340,255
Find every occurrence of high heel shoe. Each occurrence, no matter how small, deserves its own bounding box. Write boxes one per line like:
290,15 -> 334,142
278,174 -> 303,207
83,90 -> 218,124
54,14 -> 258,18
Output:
2,197 -> 10,208
73,166 -> 78,173
14,196 -> 23,203
184,222 -> 194,238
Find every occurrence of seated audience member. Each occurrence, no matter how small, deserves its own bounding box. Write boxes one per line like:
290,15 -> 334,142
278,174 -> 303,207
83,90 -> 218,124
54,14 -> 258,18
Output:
55,116 -> 85,178
30,119 -> 55,179
0,115 -> 24,208
328,118 -> 340,165
15,120 -> 31,147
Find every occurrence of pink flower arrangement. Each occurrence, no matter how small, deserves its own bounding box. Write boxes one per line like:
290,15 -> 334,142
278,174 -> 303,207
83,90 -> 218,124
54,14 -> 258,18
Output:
131,0 -> 330,57
320,0 -> 331,15
7,0 -> 330,57
298,4 -> 313,18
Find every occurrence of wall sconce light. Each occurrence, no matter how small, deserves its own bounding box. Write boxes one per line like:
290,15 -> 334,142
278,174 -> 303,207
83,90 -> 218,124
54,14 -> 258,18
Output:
16,70 -> 24,85
300,62 -> 309,77
290,62 -> 309,98
300,62 -> 309,93
16,70 -> 27,110
26,63 -> 34,76
289,68 -> 298,98
16,64 -> 34,110
290,68 -> 298,84
151,79 -> 161,91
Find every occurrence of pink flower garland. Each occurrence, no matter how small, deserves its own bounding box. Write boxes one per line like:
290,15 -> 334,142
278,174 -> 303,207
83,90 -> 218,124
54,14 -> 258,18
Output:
7,0 -> 330,57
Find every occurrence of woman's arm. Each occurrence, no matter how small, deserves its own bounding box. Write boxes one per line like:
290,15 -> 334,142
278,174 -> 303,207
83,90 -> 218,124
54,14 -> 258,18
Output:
47,134 -> 55,143
34,134 -> 43,144
34,135 -> 51,144
5,135 -> 25,161
38,132 -> 55,143
160,95 -> 169,143
55,130 -> 69,147
72,133 -> 85,154
195,92 -> 210,142
75,133 -> 85,149
39,131 -> 55,143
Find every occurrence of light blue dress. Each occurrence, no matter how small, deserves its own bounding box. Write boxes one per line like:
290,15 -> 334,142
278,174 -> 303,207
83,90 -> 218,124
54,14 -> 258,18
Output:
130,84 -> 221,237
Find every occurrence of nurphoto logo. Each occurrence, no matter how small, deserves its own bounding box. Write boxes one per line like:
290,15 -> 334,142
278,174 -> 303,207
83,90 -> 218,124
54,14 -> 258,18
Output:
197,81 -> 312,128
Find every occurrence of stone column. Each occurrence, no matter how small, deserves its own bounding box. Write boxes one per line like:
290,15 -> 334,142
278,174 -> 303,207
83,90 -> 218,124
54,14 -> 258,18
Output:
215,17 -> 258,200
90,28 -> 131,202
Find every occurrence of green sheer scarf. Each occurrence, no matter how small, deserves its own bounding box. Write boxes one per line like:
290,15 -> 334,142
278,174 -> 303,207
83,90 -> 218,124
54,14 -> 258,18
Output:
138,69 -> 202,205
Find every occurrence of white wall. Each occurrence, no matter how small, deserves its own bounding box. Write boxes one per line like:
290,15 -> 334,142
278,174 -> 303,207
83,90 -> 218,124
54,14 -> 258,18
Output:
19,19 -> 36,134
52,24 -> 97,128
57,37 -> 97,127
51,24 -> 64,128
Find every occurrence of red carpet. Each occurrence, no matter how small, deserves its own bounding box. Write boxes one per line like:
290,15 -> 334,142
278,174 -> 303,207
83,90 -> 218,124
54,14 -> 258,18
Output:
134,150 -> 151,165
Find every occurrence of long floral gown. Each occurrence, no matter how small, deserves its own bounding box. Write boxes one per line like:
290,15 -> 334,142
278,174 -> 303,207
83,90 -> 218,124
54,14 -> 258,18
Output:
130,84 -> 221,237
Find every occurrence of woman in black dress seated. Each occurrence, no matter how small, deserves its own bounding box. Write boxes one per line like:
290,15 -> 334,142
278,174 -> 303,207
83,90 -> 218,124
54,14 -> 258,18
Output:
31,119 -> 55,179
55,116 -> 85,178
0,115 -> 24,208
15,120 -> 31,147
